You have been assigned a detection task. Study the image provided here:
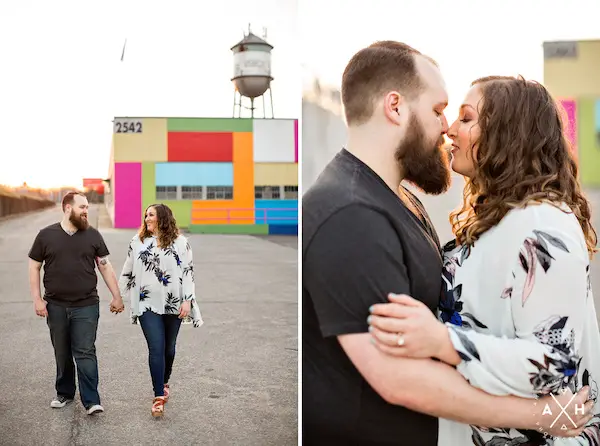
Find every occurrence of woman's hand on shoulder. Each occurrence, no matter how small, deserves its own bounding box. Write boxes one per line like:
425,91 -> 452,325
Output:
367,293 -> 449,360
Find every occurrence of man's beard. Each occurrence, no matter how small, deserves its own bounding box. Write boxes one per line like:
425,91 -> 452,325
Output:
395,113 -> 451,195
70,212 -> 89,231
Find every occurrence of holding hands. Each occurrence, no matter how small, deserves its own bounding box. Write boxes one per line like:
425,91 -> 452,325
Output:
110,295 -> 125,314
179,301 -> 191,319
34,298 -> 48,318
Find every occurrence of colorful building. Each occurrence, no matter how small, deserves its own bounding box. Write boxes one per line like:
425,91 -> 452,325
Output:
543,39 -> 600,186
83,178 -> 105,194
105,117 -> 298,234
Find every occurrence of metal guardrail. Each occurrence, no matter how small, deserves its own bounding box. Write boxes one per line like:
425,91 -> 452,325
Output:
191,207 -> 298,224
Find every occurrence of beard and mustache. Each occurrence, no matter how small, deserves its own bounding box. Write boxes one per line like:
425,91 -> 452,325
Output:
394,112 -> 451,195
69,211 -> 89,231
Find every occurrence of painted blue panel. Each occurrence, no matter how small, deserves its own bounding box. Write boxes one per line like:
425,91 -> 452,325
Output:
269,224 -> 298,235
155,162 -> 233,186
255,199 -> 298,225
595,100 -> 600,133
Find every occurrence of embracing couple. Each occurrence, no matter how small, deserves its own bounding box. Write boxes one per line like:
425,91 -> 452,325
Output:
29,193 -> 203,418
302,41 -> 600,445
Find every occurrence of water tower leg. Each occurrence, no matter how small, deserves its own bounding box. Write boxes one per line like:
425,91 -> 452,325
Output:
251,98 -> 254,119
269,86 -> 275,119
233,89 -> 237,118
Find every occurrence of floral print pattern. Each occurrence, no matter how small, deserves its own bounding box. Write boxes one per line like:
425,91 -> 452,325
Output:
436,205 -> 600,446
118,234 -> 203,328
440,240 -> 488,331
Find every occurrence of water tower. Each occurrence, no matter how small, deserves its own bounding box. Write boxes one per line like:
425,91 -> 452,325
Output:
231,25 -> 274,119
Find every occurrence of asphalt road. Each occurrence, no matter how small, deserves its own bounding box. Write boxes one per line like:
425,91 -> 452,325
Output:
0,206 -> 298,446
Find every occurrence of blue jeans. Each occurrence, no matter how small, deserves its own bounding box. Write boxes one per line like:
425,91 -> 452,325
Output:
138,310 -> 183,397
46,302 -> 100,409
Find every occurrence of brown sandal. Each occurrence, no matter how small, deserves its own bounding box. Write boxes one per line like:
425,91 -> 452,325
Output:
151,397 -> 166,417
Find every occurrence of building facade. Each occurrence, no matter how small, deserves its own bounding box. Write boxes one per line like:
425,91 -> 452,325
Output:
543,39 -> 600,186
83,178 -> 105,194
106,117 -> 298,234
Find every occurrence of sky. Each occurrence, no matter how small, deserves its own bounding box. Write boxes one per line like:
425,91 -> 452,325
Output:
300,0 -> 600,124
2,0 -> 599,189
0,0 -> 300,189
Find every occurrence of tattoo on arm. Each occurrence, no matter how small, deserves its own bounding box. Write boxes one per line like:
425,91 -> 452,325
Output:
96,256 -> 109,267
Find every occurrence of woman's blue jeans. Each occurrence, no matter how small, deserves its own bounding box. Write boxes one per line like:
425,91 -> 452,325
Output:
138,311 -> 183,397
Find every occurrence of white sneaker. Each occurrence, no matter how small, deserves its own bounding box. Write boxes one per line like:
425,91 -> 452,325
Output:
50,396 -> 73,408
87,404 -> 104,415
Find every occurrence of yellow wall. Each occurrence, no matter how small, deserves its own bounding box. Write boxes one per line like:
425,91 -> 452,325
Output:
254,163 -> 298,185
113,118 -> 168,162
544,40 -> 600,97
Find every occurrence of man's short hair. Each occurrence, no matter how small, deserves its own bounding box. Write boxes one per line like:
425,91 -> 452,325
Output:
341,41 -> 437,126
62,191 -> 86,212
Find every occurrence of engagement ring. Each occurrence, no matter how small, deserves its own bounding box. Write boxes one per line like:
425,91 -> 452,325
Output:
397,334 -> 405,346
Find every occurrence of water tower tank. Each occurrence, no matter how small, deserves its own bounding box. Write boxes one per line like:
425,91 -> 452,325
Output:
231,32 -> 274,99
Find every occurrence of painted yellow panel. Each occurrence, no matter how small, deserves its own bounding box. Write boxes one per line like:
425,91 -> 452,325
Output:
254,163 -> 298,185
113,118 -> 168,162
544,40 -> 600,97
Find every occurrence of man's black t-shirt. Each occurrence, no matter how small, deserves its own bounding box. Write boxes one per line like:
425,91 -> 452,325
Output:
29,223 -> 110,307
302,149 -> 443,445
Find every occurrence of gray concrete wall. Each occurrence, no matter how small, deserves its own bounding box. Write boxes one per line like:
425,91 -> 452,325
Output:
301,100 -> 347,191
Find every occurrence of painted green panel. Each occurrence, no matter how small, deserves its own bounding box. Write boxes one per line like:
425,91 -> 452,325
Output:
160,200 -> 193,228
188,224 -> 268,234
142,162 -> 156,216
167,118 -> 253,133
578,98 -> 600,187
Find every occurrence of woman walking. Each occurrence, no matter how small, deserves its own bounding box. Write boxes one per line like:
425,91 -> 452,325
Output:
119,203 -> 203,417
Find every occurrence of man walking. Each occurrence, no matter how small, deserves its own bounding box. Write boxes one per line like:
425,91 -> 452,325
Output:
28,191 -> 124,415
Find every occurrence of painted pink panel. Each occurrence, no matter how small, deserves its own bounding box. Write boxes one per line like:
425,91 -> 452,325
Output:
114,162 -> 142,228
294,119 -> 298,163
560,99 -> 577,156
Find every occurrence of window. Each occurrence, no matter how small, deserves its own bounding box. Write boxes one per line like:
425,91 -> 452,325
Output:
255,185 -> 280,199
156,186 -> 177,200
283,185 -> 298,199
206,186 -> 233,200
182,186 -> 203,200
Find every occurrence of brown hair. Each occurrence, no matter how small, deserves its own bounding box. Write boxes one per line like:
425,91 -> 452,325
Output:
138,203 -> 180,249
449,75 -> 597,257
341,41 -> 437,126
61,191 -> 86,212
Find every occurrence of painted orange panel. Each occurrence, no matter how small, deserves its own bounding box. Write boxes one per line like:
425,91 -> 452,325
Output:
191,201 -> 256,225
168,132 -> 233,162
233,132 -> 254,203
190,132 -> 254,225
